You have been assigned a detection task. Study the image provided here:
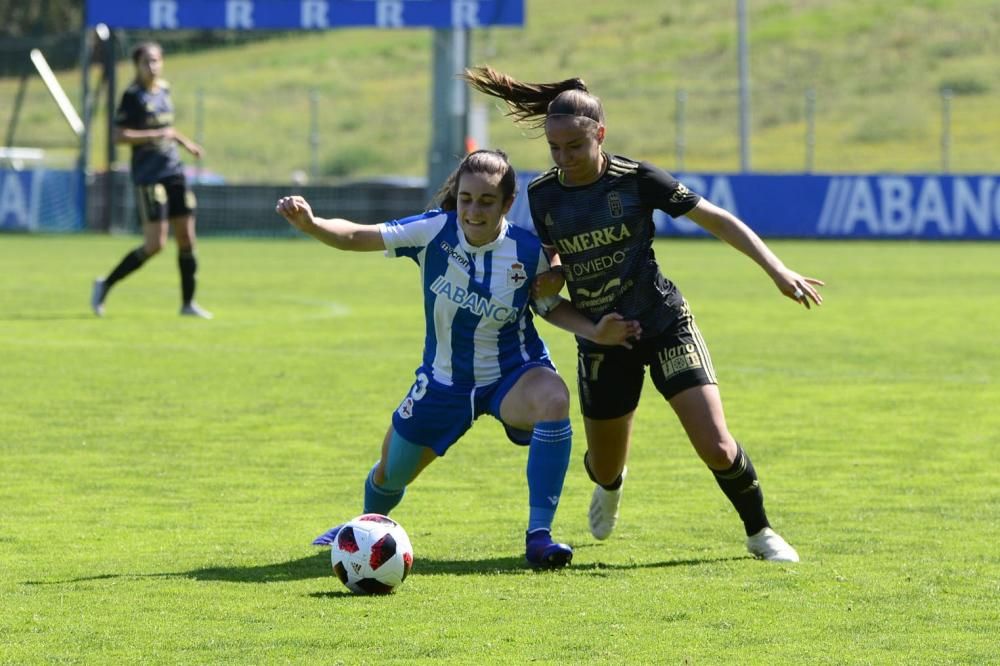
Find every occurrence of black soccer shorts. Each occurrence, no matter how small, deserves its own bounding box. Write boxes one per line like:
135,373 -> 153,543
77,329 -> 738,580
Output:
576,304 -> 718,420
135,174 -> 196,224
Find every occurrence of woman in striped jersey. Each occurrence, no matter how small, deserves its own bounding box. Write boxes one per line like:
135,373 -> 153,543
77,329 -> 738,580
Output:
277,149 -> 640,568
464,67 -> 825,562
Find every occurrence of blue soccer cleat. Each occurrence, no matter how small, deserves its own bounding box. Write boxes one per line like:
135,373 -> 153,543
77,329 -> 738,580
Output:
525,529 -> 573,568
311,524 -> 343,546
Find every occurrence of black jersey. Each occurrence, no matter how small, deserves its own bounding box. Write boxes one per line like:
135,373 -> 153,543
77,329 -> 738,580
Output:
528,153 -> 701,339
114,80 -> 184,185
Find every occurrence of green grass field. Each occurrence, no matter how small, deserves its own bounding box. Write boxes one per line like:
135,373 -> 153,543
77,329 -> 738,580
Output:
1,234 -> 998,663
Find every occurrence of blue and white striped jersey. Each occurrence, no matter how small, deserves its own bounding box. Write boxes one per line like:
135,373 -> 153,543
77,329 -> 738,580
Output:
378,209 -> 552,388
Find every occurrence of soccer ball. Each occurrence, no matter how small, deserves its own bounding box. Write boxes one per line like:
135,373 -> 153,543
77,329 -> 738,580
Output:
330,513 -> 413,594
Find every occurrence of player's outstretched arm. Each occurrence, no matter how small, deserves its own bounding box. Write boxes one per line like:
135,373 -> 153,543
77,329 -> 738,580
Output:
275,195 -> 386,252
541,299 -> 641,349
684,199 -> 825,309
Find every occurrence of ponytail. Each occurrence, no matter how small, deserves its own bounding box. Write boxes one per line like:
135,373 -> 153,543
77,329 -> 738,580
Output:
462,66 -> 602,128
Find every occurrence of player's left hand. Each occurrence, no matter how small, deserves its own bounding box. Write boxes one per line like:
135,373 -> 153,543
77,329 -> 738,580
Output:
775,270 -> 825,309
184,140 -> 204,158
593,312 -> 642,349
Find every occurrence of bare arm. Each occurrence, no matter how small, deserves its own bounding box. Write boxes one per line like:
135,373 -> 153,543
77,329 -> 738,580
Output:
540,299 -> 641,349
684,198 -> 824,308
113,126 -> 203,158
531,247 -> 567,300
275,195 -> 386,252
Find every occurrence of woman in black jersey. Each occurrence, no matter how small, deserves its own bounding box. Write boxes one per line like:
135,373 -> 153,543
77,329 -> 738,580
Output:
91,42 -> 211,319
464,66 -> 824,562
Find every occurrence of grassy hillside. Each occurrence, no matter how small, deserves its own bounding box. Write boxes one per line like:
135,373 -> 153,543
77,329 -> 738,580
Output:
3,0 -> 1000,182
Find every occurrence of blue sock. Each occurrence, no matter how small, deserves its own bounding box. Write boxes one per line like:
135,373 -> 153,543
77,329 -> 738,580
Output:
526,419 -> 572,533
363,463 -> 405,515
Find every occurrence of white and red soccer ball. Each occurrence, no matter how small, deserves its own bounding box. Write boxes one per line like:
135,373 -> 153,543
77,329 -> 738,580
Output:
330,513 -> 413,594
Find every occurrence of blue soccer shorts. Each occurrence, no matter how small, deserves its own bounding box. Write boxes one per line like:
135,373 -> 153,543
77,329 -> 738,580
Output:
390,360 -> 556,456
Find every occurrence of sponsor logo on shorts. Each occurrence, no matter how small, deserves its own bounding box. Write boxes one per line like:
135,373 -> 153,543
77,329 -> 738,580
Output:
657,343 -> 703,380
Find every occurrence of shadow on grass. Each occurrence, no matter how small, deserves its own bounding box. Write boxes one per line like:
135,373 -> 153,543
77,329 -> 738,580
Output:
23,551 -> 745,587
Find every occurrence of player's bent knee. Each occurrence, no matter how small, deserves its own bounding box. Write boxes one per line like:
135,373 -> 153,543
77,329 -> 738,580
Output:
537,388 -> 570,421
698,440 -> 738,470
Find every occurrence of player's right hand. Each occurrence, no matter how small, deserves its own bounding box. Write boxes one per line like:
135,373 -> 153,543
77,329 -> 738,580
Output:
275,195 -> 314,229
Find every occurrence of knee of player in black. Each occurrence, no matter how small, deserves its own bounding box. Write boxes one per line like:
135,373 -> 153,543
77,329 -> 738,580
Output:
583,451 -> 624,491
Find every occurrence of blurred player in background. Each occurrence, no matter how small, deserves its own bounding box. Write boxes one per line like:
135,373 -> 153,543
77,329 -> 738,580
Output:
91,41 -> 211,318
276,150 -> 640,568
464,66 -> 825,562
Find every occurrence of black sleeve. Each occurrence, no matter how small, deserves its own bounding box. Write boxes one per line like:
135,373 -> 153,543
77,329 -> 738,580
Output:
528,192 -> 554,247
636,161 -> 701,217
113,88 -> 141,129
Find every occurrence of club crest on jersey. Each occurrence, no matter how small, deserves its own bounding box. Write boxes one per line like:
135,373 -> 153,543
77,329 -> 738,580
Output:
397,397 -> 415,419
607,192 -> 623,218
507,262 -> 527,288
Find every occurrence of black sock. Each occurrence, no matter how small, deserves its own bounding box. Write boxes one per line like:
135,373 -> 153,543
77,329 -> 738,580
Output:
584,452 -> 624,491
103,246 -> 148,295
178,250 -> 197,305
712,444 -> 770,536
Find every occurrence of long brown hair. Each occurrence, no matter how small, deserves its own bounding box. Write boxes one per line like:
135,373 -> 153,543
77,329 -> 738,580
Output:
430,149 -> 517,211
462,65 -> 605,129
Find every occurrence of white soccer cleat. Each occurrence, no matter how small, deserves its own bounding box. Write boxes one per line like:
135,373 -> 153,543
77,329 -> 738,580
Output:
746,527 -> 800,562
180,302 -> 214,319
91,278 -> 106,317
588,466 -> 626,540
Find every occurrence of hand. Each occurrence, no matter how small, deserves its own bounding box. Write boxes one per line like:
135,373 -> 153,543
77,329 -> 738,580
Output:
532,269 -> 565,300
182,140 -> 204,159
774,269 -> 825,309
275,195 -> 315,231
592,312 -> 642,349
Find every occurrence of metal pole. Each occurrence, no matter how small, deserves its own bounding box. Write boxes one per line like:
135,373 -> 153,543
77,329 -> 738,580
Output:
4,75 -> 29,149
427,28 -> 469,202
675,89 -> 687,172
104,34 -> 117,232
737,0 -> 751,172
194,88 -> 204,184
309,89 -> 320,181
940,88 -> 952,173
805,87 -> 815,173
